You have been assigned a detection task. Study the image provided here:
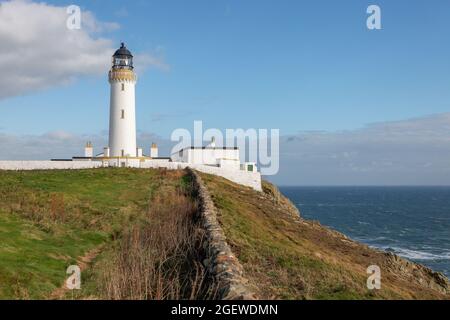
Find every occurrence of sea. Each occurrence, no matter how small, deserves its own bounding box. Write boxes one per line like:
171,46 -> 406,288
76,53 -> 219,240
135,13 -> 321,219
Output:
279,186 -> 450,278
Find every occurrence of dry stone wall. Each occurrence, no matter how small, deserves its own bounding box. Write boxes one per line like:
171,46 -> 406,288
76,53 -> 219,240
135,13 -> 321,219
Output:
188,169 -> 257,300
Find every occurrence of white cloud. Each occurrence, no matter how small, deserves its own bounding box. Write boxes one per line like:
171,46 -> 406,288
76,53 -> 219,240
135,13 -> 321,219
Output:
0,0 -> 168,99
134,52 -> 171,72
114,7 -> 129,18
0,130 -> 171,160
2,112 -> 450,186
0,130 -> 98,160
271,113 -> 450,185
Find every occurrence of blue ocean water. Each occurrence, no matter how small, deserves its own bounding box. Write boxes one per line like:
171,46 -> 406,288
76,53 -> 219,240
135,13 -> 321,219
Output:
279,186 -> 450,277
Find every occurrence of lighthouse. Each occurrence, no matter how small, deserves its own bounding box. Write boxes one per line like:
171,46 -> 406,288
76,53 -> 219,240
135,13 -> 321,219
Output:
108,43 -> 137,158
65,43 -> 260,190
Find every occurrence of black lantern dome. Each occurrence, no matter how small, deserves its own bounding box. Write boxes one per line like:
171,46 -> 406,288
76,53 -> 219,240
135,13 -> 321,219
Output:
112,42 -> 133,70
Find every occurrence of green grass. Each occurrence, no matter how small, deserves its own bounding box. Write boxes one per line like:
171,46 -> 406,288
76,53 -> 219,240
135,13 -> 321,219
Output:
0,214 -> 105,299
0,168 -> 171,299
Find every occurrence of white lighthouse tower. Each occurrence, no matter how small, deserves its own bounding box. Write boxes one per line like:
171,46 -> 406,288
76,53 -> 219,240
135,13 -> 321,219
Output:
108,43 -> 137,158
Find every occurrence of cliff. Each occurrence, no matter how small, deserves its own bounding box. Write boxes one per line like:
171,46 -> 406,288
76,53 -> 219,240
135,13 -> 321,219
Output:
198,173 -> 449,300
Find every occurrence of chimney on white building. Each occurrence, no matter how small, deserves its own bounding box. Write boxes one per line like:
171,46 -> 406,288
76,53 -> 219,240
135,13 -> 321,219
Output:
150,143 -> 158,158
137,147 -> 143,157
85,142 -> 93,157
103,147 -> 110,158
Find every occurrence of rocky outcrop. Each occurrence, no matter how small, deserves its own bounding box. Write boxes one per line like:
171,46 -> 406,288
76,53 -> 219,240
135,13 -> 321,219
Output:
384,252 -> 449,294
262,180 -> 301,220
188,169 -> 257,300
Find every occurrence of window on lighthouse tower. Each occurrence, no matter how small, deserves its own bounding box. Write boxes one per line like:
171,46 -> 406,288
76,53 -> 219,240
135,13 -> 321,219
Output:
112,43 -> 133,70
121,83 -> 125,91
121,109 -> 125,119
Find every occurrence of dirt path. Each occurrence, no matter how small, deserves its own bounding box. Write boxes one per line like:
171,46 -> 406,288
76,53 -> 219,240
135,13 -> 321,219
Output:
49,246 -> 103,300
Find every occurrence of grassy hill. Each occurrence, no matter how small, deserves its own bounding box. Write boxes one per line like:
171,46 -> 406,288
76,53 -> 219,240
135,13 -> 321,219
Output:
0,169 -> 161,298
199,173 -> 449,300
0,168 -> 213,299
0,168 -> 448,300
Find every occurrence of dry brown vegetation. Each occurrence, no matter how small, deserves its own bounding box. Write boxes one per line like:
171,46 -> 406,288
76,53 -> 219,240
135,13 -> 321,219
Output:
95,172 -> 218,300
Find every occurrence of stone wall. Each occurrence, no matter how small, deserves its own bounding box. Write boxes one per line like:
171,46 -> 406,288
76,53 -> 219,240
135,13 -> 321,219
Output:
188,169 -> 257,300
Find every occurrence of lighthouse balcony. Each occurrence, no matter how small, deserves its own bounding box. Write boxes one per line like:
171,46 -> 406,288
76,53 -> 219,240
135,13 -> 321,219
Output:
108,69 -> 137,82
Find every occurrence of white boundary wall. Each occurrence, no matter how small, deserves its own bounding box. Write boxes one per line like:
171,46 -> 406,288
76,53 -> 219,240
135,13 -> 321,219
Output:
0,160 -> 262,191
0,161 -> 103,170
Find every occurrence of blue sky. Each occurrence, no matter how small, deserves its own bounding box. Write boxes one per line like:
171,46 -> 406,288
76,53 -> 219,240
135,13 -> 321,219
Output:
1,0 -> 450,184
2,0 -> 450,135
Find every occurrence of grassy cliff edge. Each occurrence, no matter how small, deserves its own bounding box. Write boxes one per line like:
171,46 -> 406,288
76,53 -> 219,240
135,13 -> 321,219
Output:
199,173 -> 449,300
